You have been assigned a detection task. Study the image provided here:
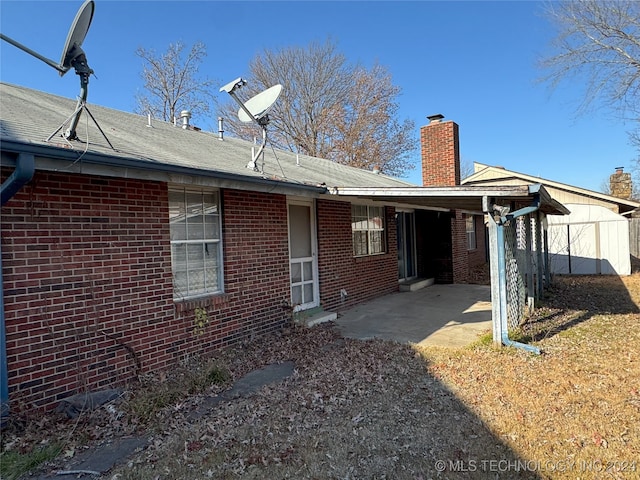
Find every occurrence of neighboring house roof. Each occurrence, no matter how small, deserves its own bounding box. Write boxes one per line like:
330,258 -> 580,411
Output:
1,83 -> 567,215
462,162 -> 640,215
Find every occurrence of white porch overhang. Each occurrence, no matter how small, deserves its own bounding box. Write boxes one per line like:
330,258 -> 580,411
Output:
327,183 -> 570,216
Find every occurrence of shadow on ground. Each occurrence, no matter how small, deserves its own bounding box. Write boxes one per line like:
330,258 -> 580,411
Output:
524,274 -> 640,341
15,325 -> 542,479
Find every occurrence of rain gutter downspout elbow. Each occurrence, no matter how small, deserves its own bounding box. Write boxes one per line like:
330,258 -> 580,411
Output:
1,153 -> 35,424
1,153 -> 35,205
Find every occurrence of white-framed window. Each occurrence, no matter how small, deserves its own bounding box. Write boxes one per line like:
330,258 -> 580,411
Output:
169,187 -> 223,299
466,215 -> 477,251
352,205 -> 386,256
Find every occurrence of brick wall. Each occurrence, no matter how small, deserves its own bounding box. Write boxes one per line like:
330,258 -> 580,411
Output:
316,199 -> 398,312
1,171 -> 290,412
451,211 -> 470,283
467,215 -> 487,268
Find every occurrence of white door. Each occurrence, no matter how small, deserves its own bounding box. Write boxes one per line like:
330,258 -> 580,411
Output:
287,200 -> 319,311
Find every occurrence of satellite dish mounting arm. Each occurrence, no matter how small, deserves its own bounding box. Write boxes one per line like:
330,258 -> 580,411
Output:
227,90 -> 268,171
0,34 -> 66,74
63,46 -> 94,140
1,1 -> 109,146
220,78 -> 281,172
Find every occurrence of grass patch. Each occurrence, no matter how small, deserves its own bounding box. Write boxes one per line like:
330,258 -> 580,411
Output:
466,330 -> 493,348
0,443 -> 62,480
466,329 -> 535,351
125,361 -> 230,424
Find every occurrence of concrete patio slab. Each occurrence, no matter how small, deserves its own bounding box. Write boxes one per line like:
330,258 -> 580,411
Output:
334,284 -> 492,348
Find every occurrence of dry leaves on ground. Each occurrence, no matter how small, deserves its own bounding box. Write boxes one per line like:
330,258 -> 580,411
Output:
3,274 -> 639,480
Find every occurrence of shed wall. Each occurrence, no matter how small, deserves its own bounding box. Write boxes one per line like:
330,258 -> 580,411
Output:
546,204 -> 631,275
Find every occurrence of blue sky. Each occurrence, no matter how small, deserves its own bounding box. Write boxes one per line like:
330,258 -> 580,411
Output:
1,0 -> 636,192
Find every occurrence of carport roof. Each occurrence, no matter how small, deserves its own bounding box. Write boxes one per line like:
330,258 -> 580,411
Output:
329,184 -> 570,216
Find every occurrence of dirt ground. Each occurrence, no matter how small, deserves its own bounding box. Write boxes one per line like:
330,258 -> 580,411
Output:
3,273 -> 639,480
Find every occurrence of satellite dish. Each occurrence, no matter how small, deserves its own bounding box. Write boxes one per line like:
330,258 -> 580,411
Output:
59,0 -> 95,76
219,77 -> 284,172
0,0 -> 94,76
0,0 -> 107,145
238,84 -> 282,123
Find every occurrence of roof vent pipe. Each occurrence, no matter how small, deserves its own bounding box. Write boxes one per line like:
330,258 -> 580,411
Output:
218,117 -> 224,140
180,110 -> 191,129
147,113 -> 152,128
372,165 -> 381,174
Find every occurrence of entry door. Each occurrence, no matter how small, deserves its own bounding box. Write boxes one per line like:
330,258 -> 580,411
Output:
397,211 -> 417,281
288,200 -> 319,311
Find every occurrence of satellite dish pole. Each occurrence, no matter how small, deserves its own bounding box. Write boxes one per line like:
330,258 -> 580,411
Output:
220,78 -> 282,171
0,0 -> 112,148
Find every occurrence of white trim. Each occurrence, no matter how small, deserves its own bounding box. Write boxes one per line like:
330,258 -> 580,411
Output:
287,198 -> 320,312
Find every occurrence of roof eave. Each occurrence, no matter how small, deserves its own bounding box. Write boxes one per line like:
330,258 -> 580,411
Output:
0,139 -> 327,196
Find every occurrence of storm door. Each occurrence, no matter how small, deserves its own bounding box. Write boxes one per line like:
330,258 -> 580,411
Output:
287,199 -> 319,311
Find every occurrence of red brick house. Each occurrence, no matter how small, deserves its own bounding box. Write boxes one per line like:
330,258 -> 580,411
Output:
0,83 -> 564,414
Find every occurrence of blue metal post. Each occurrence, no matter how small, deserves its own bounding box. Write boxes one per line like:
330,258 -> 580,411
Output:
1,153 -> 35,424
496,216 -> 541,355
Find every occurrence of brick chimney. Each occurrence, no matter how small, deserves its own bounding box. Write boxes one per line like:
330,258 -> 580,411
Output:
421,115 -> 469,284
421,114 -> 461,186
610,166 -> 633,200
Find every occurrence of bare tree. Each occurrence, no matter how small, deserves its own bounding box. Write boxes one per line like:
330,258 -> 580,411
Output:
135,41 -> 217,125
219,39 -> 416,177
460,158 -> 475,181
540,1 -> 640,189
541,0 -> 640,116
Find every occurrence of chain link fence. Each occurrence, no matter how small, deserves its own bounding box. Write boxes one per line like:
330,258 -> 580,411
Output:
504,217 -> 527,330
490,210 -> 549,353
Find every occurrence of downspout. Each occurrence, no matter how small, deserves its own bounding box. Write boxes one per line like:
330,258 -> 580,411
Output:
489,193 -> 542,355
1,153 -> 35,424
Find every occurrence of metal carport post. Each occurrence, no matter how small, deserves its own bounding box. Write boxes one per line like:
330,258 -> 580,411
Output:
485,195 -> 542,355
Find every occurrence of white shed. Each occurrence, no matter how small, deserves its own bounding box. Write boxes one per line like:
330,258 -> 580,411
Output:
463,163 -> 640,276
546,204 -> 631,275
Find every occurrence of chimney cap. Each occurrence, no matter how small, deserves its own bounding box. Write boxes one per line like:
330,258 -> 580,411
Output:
427,114 -> 445,124
615,166 -> 624,173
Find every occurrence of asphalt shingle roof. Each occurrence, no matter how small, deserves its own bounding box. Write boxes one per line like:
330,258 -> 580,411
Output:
0,82 -> 416,190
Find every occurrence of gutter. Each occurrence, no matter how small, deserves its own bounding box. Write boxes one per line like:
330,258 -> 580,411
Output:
1,153 -> 35,424
0,140 -> 327,196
